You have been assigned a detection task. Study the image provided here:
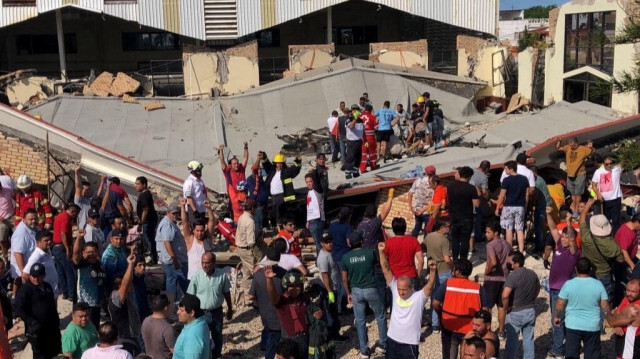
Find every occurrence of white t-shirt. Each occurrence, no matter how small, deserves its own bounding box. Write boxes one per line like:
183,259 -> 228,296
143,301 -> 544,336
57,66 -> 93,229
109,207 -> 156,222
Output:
278,253 -> 302,271
327,116 -> 339,135
10,221 -> 37,278
592,166 -> 622,201
387,279 -> 428,345
182,174 -> 207,213
81,344 -> 133,359
500,164 -> 535,187
270,170 -> 284,195
306,189 -> 325,221
23,247 -> 59,298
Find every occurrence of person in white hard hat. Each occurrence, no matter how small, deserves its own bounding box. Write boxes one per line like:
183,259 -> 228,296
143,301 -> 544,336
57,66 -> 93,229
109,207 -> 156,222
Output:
183,161 -> 208,225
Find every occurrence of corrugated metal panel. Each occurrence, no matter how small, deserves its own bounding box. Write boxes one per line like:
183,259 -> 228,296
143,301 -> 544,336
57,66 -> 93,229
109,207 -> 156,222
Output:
181,0 -> 205,40
203,0 -> 236,40
260,0 -> 275,29
76,0 -> 102,12
104,2 -> 137,22
409,0 -> 496,35
163,0 -> 180,34
38,0 -> 63,13
275,0 -> 345,26
236,0 -> 260,37
1,4 -> 38,27
138,0 -> 164,31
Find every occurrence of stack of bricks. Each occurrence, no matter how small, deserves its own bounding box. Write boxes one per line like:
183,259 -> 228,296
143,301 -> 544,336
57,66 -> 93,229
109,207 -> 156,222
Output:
377,183 -> 416,230
0,131 -> 49,185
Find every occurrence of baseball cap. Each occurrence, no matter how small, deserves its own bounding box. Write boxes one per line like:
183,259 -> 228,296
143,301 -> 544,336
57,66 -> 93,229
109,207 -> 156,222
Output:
258,247 -> 281,267
30,263 -> 46,276
425,165 -> 436,175
111,229 -> 127,238
179,293 -> 204,316
88,208 -> 100,218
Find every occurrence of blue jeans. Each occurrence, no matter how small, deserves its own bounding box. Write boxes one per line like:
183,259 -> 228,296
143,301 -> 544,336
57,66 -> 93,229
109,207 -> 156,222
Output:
374,266 -> 390,309
505,308 -> 536,359
386,336 -> 419,359
473,208 -> 485,243
308,219 -> 325,254
598,275 -> 613,326
566,328 -> 601,359
431,271 -> 452,328
412,213 -> 430,238
330,136 -> 340,162
142,223 -> 157,263
254,205 -> 265,234
339,140 -> 347,165
549,289 -> 565,355
52,244 -> 76,299
352,287 -> 387,353
261,328 -> 281,359
336,261 -> 347,313
205,307 -> 224,359
164,262 -> 188,303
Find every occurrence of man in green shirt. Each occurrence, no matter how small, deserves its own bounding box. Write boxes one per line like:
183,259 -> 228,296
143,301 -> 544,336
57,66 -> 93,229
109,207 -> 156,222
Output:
62,302 -> 99,359
341,230 -> 387,357
579,197 -> 624,302
187,252 -> 233,359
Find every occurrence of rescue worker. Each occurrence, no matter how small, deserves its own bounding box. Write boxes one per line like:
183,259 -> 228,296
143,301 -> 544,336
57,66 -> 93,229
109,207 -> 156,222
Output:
218,142 -> 249,223
359,105 -> 378,173
183,161 -> 208,225
432,259 -> 482,359
14,175 -> 52,229
262,153 -> 302,223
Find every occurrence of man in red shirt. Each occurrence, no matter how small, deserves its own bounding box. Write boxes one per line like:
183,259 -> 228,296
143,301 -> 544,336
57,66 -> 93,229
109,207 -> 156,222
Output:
52,203 -> 79,301
384,217 -> 424,287
615,215 -> 640,305
219,142 -> 249,222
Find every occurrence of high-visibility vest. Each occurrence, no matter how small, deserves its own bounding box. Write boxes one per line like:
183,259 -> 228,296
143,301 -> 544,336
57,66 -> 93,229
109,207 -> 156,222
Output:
441,277 -> 481,334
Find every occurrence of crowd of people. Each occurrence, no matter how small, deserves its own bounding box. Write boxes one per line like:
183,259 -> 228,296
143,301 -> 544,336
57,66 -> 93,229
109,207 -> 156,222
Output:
0,93 -> 639,359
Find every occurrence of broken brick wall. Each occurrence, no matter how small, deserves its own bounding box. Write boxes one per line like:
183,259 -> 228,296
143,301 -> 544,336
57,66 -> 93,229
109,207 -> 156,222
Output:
288,43 -> 335,75
457,35 -> 487,61
183,40 -> 259,97
376,184 -> 416,232
548,7 -> 560,42
0,131 -> 49,185
457,34 -> 511,99
368,39 -> 428,69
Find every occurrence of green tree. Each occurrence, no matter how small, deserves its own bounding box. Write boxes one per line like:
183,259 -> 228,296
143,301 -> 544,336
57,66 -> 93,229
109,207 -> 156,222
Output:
609,20 -> 640,94
524,5 -> 557,19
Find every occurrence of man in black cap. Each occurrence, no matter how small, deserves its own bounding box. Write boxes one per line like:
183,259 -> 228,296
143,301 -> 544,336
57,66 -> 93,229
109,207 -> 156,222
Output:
248,247 -> 286,359
14,262 -> 61,359
83,207 -> 106,254
341,230 -> 387,357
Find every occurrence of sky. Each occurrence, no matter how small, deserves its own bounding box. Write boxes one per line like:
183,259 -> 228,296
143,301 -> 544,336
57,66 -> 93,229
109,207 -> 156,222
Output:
500,0 -> 568,11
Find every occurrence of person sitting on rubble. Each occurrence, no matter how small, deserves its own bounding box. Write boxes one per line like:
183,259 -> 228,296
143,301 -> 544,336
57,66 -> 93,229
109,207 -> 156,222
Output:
218,142 -> 249,223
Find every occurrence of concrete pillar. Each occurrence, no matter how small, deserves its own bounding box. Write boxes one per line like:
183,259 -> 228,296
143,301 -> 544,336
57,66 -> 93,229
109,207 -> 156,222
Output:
326,7 -> 332,44
55,9 -> 67,80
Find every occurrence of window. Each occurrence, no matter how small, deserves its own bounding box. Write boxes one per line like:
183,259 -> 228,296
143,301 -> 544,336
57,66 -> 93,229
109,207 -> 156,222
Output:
563,72 -> 612,107
257,29 -> 280,48
16,34 -> 77,55
122,32 -> 180,51
324,26 -> 378,45
564,11 -> 616,74
3,0 -> 35,6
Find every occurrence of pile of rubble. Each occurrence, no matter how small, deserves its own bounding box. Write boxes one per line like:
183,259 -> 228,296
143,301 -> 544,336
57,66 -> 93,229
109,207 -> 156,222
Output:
83,71 -> 141,97
277,128 -> 331,156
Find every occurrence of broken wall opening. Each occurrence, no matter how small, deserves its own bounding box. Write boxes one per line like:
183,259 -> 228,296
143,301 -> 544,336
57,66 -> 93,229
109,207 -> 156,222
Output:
368,39 -> 428,69
183,40 -> 259,98
285,43 -> 336,77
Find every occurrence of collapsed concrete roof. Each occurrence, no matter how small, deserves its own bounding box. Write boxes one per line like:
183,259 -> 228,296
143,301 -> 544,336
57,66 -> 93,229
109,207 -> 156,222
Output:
24,58 -> 487,193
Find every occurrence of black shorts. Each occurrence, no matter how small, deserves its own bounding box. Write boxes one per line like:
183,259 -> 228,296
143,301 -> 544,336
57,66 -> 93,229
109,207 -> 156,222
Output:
376,130 -> 393,142
483,280 -> 505,308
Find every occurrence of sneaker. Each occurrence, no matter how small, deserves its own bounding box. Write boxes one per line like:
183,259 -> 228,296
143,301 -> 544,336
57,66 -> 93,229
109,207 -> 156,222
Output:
497,331 -> 506,341
467,251 -> 473,260
359,348 -> 371,358
375,345 -> 386,354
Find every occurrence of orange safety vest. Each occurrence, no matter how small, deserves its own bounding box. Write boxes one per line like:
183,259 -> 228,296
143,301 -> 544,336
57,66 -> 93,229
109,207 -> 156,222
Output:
441,277 -> 481,334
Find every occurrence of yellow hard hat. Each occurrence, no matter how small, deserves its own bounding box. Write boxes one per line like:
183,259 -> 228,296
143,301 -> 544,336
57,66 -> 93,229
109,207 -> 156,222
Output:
273,153 -> 285,163
417,96 -> 425,103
